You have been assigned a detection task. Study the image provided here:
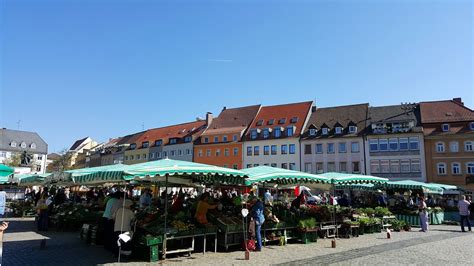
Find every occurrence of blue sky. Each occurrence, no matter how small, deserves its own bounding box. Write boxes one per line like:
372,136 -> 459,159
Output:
1,0 -> 472,152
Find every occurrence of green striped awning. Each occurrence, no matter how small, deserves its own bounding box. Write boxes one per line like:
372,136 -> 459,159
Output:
17,173 -> 51,186
383,180 -> 443,193
316,172 -> 388,185
0,164 -> 14,184
66,164 -> 128,185
242,166 -> 330,186
335,183 -> 376,190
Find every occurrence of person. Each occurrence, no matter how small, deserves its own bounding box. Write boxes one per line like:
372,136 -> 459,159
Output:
139,189 -> 152,209
291,193 -> 306,210
194,192 -> 217,225
457,195 -> 471,232
103,192 -> 122,251
418,196 -> 428,232
338,194 -> 349,207
251,197 -> 265,251
264,189 -> 273,205
447,197 -> 455,207
171,193 -> 185,213
113,199 -> 134,256
36,194 -> 49,231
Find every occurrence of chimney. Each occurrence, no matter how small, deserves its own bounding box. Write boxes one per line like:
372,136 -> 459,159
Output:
311,106 -> 316,112
453,97 -> 463,105
222,106 -> 227,111
206,112 -> 213,126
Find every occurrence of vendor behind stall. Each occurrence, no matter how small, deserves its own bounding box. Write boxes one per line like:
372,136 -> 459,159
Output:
291,192 -> 306,210
194,192 -> 217,225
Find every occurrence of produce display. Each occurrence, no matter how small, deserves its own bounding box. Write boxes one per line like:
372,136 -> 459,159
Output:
50,203 -> 102,230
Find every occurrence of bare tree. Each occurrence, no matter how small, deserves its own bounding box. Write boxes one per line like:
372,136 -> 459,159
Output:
47,148 -> 74,172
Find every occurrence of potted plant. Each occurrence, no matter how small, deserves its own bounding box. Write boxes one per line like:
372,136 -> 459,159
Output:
297,218 -> 318,244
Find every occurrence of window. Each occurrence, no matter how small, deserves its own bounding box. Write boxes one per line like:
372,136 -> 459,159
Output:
442,124 -> 450,132
437,163 -> 447,175
198,150 -> 203,157
409,137 -> 419,150
206,149 -> 211,157
289,163 -> 296,170
370,160 -> 380,173
410,159 -> 420,172
254,146 -> 260,156
214,136 -> 219,143
256,120 -> 264,126
339,162 -> 347,172
10,141 -> 16,147
177,150 -> 182,156
143,153 -> 147,159
157,152 -> 162,158
233,135 -> 238,141
264,146 -> 270,155
271,145 -> 277,155
289,144 -> 296,154
215,149 -> 221,156
352,162 -> 360,173
390,160 -> 400,173
290,117 -> 298,123
233,164 -> 238,169
349,126 -> 357,133
309,128 -> 317,136
436,142 -> 445,153
304,144 -> 312,154
369,139 -> 378,151
278,118 -> 286,124
322,128 -> 329,135
335,127 -> 343,134
186,149 -> 191,155
380,160 -> 390,173
170,139 -> 177,144
154,140 -> 162,146
37,155 -> 43,161
224,148 -> 229,156
281,163 -> 288,169
274,128 -> 281,138
379,139 -> 388,151
222,135 -> 228,142
304,163 -> 312,173
184,136 -> 192,143
130,143 -> 137,149
170,150 -> 175,156
250,130 -> 258,140
262,129 -> 270,139
389,138 -> 398,151
137,154 -> 141,160
316,163 -> 324,173
271,163 -> 277,167
338,142 -> 346,153
286,127 -> 294,137
452,163 -> 461,175
268,119 -> 275,125
0,151 -> 6,158
30,143 -> 36,149
20,142 -> 27,148
327,162 -> 336,172
149,152 -> 155,159
233,148 -> 239,156
281,145 -> 288,154
351,142 -> 360,153
247,146 -> 252,156
464,141 -> 473,152
124,155 -> 129,161
399,138 -> 409,150
204,137 -> 209,143
36,165 -> 41,172
400,159 -> 410,173
470,122 -> 474,130
327,143 -> 335,153
450,141 -> 459,152
315,144 -> 323,154
246,164 -> 252,168
142,141 -> 149,148
467,162 -> 474,174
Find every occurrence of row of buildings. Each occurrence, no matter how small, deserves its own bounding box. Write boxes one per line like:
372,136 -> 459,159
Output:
65,98 -> 474,192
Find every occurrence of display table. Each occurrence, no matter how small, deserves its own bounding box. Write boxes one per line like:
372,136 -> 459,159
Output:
430,212 -> 444,225
262,225 -> 297,246
396,214 -> 420,226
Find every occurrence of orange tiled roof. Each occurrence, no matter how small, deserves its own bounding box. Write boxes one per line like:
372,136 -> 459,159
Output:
420,99 -> 474,123
201,105 -> 261,137
135,120 -> 206,145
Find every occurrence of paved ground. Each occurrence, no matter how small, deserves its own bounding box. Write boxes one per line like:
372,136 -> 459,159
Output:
2,217 -> 473,265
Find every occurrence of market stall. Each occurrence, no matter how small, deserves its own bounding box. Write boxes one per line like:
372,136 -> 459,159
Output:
0,164 -> 14,184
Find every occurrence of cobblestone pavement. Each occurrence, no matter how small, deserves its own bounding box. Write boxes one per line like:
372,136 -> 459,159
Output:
2,217 -> 473,265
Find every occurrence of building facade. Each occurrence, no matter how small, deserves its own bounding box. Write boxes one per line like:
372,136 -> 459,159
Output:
0,128 -> 48,173
243,101 -> 313,170
420,98 -> 474,192
194,105 -> 261,169
364,104 -> 426,182
68,136 -> 98,168
300,103 -> 368,174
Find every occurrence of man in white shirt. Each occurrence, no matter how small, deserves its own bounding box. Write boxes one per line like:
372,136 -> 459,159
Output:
458,195 -> 471,232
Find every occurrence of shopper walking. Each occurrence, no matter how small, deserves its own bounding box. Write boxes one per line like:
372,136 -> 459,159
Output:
251,197 -> 265,251
418,196 -> 428,232
457,195 -> 471,232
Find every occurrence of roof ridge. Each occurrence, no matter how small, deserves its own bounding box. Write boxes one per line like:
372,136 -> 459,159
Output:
260,100 -> 313,108
146,120 -> 206,131
316,103 -> 369,110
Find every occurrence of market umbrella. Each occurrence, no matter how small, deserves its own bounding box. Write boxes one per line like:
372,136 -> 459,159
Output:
316,172 -> 389,185
65,164 -> 129,185
242,166 -> 330,186
16,173 -> 51,187
383,180 -> 443,194
335,183 -> 376,190
428,182 -> 462,191
0,164 -> 14,184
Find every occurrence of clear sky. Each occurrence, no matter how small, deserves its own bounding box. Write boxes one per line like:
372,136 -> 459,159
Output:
1,0 -> 472,152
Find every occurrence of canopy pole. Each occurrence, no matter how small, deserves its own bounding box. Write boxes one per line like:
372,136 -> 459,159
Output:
332,181 -> 337,247
163,174 -> 169,259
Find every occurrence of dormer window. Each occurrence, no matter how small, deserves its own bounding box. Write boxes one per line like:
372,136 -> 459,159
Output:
262,128 -> 270,139
30,143 -> 36,149
470,122 -> 474,130
203,137 -> 209,143
250,129 -> 258,140
286,126 -> 294,137
322,128 -> 329,135
290,117 -> 298,123
335,127 -> 343,134
268,119 -> 274,125
309,129 -> 317,136
142,141 -> 149,148
214,136 -> 219,143
442,124 -> 450,132
274,128 -> 282,138
130,143 -> 137,149
10,141 -> 17,147
349,126 -> 357,134
170,139 -> 177,144
155,140 -> 163,146
184,136 -> 192,143
222,135 -> 228,142
278,118 -> 286,124
256,120 -> 264,126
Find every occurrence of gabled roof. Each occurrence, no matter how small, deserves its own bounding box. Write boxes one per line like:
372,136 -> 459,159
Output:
368,104 -> 420,124
69,137 -> 89,151
136,120 -> 207,146
419,99 -> 474,123
0,128 -> 48,154
116,131 -> 146,146
245,101 -> 313,139
202,105 -> 261,137
302,103 -> 368,139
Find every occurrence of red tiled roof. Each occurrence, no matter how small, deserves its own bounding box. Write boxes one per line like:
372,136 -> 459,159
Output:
245,101 -> 313,138
420,100 -> 474,123
136,120 -> 206,145
201,105 -> 261,137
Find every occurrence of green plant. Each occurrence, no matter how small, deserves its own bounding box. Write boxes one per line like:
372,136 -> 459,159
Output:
298,218 -> 317,231
374,207 -> 392,217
